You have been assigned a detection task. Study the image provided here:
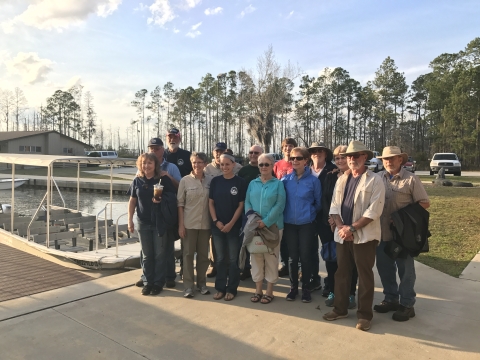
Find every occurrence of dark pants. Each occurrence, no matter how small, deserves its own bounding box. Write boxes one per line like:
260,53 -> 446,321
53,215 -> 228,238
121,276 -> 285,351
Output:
212,227 -> 241,295
333,240 -> 378,321
280,237 -> 290,269
325,259 -> 358,295
140,229 -> 175,283
137,221 -> 168,287
284,222 -> 316,290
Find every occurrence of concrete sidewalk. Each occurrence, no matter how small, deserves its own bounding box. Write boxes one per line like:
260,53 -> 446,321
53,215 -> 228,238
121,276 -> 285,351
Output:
1,260 -> 480,360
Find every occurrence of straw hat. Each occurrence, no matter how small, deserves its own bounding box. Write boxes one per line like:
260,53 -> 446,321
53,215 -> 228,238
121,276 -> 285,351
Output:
341,140 -> 373,160
377,146 -> 408,165
308,142 -> 333,162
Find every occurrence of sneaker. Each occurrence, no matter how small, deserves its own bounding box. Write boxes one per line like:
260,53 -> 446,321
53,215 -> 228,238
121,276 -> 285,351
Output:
322,310 -> 348,321
392,305 -> 415,322
348,295 -> 357,309
206,267 -> 217,278
325,292 -> 335,307
321,287 -> 330,298
141,285 -> 152,295
240,268 -> 252,281
278,266 -> 289,277
310,279 -> 322,292
286,287 -> 298,301
374,300 -> 399,313
165,280 -> 176,288
135,279 -> 144,287
183,288 -> 194,298
196,286 -> 211,295
356,319 -> 371,331
150,285 -> 162,295
301,289 -> 312,303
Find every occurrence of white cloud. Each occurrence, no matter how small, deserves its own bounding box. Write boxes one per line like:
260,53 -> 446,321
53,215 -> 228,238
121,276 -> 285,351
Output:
239,4 -> 255,18
191,21 -> 201,30
134,2 -> 148,12
181,0 -> 201,10
286,11 -> 294,19
66,76 -> 82,89
4,52 -> 53,84
173,27 -> 180,33
2,0 -> 121,33
148,0 -> 176,27
185,21 -> 201,37
204,7 -> 222,15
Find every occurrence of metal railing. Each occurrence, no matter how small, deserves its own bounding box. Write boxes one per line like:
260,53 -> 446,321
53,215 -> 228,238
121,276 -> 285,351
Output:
95,202 -> 130,254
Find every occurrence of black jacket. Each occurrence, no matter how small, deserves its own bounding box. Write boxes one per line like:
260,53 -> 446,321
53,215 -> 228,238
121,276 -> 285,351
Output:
152,191 -> 179,238
387,202 -> 431,259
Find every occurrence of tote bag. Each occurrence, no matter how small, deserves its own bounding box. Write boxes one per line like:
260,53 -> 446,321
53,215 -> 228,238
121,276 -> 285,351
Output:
247,235 -> 269,254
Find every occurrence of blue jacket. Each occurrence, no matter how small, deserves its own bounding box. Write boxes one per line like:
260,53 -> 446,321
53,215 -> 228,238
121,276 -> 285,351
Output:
281,167 -> 322,225
245,177 -> 286,229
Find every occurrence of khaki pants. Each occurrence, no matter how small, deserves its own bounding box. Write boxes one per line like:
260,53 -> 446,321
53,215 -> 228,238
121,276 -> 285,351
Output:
333,240 -> 378,320
182,229 -> 210,289
251,230 -> 283,284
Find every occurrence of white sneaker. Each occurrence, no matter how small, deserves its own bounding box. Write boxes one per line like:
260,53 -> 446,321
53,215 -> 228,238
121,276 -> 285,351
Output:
184,288 -> 194,298
196,286 -> 210,295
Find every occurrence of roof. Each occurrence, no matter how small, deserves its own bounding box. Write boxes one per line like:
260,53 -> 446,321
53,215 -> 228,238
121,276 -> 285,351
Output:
0,153 -> 137,167
0,131 -> 93,148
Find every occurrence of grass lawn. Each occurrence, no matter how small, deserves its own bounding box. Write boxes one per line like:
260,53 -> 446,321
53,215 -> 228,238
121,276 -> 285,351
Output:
417,184 -> 480,277
0,167 -> 127,180
418,175 -> 480,186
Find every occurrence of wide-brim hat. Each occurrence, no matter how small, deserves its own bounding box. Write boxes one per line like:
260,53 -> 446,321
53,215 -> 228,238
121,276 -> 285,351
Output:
341,140 -> 373,160
377,146 -> 408,165
308,142 -> 333,162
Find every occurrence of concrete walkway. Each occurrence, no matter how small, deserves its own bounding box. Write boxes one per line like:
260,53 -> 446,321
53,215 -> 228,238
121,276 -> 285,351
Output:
1,260 -> 479,359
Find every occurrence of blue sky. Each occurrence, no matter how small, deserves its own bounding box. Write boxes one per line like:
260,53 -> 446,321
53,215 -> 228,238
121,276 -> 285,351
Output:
0,0 -> 479,137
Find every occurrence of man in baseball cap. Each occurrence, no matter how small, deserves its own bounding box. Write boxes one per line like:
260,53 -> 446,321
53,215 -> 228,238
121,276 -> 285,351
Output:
165,128 -> 193,178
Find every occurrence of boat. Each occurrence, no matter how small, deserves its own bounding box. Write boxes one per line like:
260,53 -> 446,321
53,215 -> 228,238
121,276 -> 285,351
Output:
0,178 -> 27,190
0,154 -> 141,270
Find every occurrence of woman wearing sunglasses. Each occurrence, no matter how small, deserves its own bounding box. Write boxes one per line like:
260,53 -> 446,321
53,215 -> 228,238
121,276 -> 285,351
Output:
281,147 -> 322,303
245,153 -> 286,304
127,153 -> 176,296
321,146 -> 359,309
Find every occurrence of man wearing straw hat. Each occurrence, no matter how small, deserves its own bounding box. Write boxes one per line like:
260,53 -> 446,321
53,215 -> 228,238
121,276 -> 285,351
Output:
374,146 -> 429,322
323,140 -> 385,331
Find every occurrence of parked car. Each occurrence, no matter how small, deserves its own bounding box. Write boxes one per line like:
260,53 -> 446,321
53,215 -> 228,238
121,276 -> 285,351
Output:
366,151 -> 384,172
429,153 -> 461,176
403,156 -> 416,173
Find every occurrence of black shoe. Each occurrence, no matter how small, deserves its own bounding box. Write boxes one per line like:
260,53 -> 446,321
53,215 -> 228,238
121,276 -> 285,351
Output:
206,267 -> 217,278
278,266 -> 289,277
392,305 -> 415,322
322,287 -> 330,298
141,285 -> 153,295
240,268 -> 252,281
135,279 -> 144,287
166,280 -> 176,288
374,300 -> 400,313
179,268 -> 183,280
150,285 -> 163,295
310,279 -> 322,291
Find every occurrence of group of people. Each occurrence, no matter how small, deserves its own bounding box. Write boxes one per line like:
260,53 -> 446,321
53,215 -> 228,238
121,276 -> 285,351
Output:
127,128 -> 430,332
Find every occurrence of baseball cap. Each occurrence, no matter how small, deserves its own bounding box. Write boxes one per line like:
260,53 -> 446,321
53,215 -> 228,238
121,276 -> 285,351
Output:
167,128 -> 180,137
148,138 -> 164,147
214,142 -> 227,151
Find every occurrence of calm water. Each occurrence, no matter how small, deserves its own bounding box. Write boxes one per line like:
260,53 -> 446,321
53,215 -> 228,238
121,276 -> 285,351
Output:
0,187 -> 131,223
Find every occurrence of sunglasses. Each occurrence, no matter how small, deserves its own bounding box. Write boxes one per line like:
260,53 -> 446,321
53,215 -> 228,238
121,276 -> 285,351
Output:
334,156 -> 346,161
289,156 -> 305,161
258,163 -> 271,167
249,151 -> 260,155
346,153 -> 365,159
310,149 -> 324,154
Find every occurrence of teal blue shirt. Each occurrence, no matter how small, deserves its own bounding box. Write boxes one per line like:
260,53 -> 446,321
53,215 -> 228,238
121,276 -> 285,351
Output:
245,177 -> 286,229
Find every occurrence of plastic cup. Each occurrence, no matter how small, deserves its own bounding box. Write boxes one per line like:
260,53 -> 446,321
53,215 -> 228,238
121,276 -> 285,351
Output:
154,184 -> 163,201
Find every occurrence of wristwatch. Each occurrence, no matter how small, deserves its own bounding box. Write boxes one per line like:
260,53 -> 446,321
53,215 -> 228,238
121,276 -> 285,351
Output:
213,219 -> 219,224
349,225 -> 356,233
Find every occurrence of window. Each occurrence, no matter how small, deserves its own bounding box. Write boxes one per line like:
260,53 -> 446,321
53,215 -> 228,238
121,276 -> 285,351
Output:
63,148 -> 73,154
19,146 -> 41,153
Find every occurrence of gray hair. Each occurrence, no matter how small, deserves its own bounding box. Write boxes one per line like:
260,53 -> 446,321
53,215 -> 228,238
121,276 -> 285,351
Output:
258,153 -> 275,165
220,153 -> 235,163
190,151 -> 208,163
251,144 -> 264,153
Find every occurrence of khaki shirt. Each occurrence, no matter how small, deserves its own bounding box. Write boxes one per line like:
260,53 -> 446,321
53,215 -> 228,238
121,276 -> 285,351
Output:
205,160 -> 242,177
380,168 -> 430,241
177,172 -> 214,230
330,169 -> 385,244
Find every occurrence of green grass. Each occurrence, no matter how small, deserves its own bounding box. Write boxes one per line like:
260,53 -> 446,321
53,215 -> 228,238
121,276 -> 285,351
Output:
417,185 -> 480,277
0,167 -> 126,180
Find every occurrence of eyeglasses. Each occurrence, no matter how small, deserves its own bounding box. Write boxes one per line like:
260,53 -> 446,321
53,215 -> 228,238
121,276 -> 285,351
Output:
249,151 -> 260,155
258,163 -> 271,167
289,156 -> 305,161
346,153 -> 365,159
334,156 -> 346,161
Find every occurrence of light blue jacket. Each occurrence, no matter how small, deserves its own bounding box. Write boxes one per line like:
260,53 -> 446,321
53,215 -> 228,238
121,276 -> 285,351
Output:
281,166 -> 322,225
245,177 -> 286,229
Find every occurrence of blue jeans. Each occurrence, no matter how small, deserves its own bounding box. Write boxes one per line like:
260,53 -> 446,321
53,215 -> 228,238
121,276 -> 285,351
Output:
376,240 -> 416,308
137,220 -> 168,287
212,226 -> 241,295
140,229 -> 175,283
284,222 -> 316,290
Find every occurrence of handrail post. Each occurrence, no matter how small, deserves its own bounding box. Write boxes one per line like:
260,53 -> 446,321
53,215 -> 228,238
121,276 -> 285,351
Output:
10,164 -> 15,234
